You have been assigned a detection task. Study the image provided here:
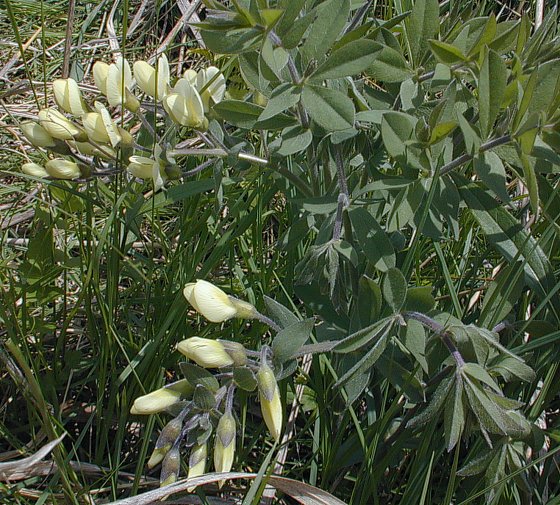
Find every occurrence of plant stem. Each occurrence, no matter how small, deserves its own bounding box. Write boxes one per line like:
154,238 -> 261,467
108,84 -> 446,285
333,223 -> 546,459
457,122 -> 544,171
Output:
255,311 -> 282,333
403,311 -> 465,368
440,134 -> 511,176
332,145 -> 350,241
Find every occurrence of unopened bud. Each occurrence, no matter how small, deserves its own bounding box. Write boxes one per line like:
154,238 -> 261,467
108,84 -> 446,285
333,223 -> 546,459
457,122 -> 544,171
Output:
131,389 -> 182,415
214,412 -> 236,486
21,162 -> 48,178
45,159 -> 81,180
177,337 -> 234,369
257,364 -> 283,441
20,121 -> 55,148
39,108 -> 84,141
160,445 -> 180,487
147,446 -> 169,469
187,442 -> 207,491
52,78 -> 87,116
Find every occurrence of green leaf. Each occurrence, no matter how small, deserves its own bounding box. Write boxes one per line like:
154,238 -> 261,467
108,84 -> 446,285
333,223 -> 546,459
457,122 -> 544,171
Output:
404,319 -> 428,373
276,126 -> 313,156
281,10 -> 315,49
519,150 -> 540,219
462,363 -> 502,394
382,267 -> 407,313
406,0 -> 439,66
233,366 -> 258,391
457,111 -> 481,155
301,85 -> 355,131
263,295 -> 299,329
381,111 -> 416,159
367,43 -> 414,83
491,356 -> 536,383
407,375 -> 454,429
357,275 -> 383,327
467,14 -> 497,58
404,286 -> 435,313
349,207 -> 395,272
301,0 -> 350,61
213,100 -> 296,129
193,384 -> 216,410
478,48 -> 507,138
258,83 -> 301,122
200,27 -> 262,54
334,325 -> 391,387
444,375 -> 465,451
180,362 -> 220,392
335,317 -> 393,354
429,120 -> 457,144
311,39 -> 382,80
458,181 -> 555,302
429,39 -> 467,65
272,318 -> 315,364
474,151 -> 509,202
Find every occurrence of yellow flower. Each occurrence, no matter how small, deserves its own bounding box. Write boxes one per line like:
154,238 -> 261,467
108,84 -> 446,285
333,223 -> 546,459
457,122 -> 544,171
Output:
196,66 -> 226,112
20,121 -> 55,148
134,54 -> 170,100
21,162 -> 48,178
82,102 -> 127,147
162,78 -> 205,128
38,108 -> 84,141
257,364 -> 283,441
127,144 -> 167,190
52,78 -> 87,116
102,57 -> 140,112
214,412 -> 236,487
177,337 -> 234,368
45,159 -> 81,179
187,442 -> 207,491
93,61 -> 110,95
183,279 -> 256,323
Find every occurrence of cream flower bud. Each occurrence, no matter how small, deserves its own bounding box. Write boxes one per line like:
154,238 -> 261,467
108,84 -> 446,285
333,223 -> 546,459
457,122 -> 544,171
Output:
184,69 -> 198,86
53,78 -> 87,116
257,364 -> 283,441
196,66 -> 226,112
147,446 -> 168,469
187,442 -> 207,491
93,61 -> 110,95
131,379 -> 193,415
183,279 -> 256,323
38,108 -> 83,141
22,162 -> 49,178
160,446 -> 180,487
45,159 -> 81,180
214,412 -> 236,486
68,141 -> 116,160
177,337 -> 234,369
20,121 -> 55,148
134,54 -> 170,100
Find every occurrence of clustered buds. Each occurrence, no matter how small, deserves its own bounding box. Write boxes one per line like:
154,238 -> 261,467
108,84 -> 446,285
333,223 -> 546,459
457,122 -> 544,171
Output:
132,280 -> 286,490
18,55 -> 226,188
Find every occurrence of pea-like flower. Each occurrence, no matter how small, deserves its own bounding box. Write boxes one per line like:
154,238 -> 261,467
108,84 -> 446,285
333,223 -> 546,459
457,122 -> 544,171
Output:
82,102 -> 132,147
162,78 -> 205,128
20,121 -> 56,148
45,159 -> 81,179
52,78 -> 87,116
183,279 -> 257,323
21,162 -> 49,178
134,54 -> 170,101
94,57 -> 140,112
38,108 -> 84,141
257,363 -> 283,441
196,66 -> 226,112
127,144 -> 167,190
176,337 -> 234,369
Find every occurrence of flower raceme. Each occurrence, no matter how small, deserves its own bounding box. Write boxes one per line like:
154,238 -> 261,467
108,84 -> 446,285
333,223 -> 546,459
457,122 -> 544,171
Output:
183,279 -> 257,323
